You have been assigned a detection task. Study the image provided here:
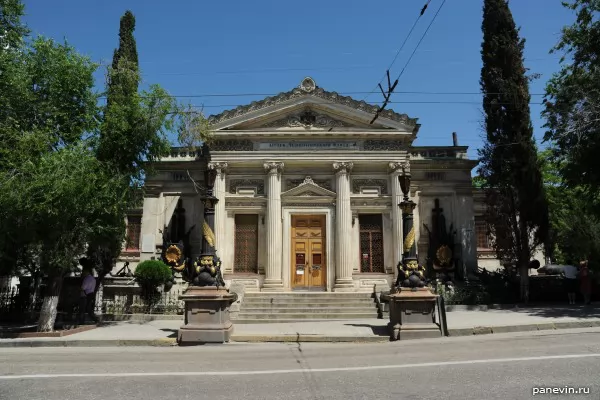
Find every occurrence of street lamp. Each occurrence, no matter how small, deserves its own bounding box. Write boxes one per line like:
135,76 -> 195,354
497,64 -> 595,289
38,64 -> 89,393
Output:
395,163 -> 426,289
190,166 -> 224,287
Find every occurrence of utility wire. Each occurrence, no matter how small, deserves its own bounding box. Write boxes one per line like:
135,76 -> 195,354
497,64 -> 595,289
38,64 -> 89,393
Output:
369,0 -> 448,124
362,0 -> 432,102
171,100 -> 545,109
392,0 -> 447,88
96,91 -> 546,100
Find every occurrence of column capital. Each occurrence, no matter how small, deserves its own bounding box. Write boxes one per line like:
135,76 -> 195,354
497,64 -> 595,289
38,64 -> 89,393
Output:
208,162 -> 229,175
333,161 -> 354,174
264,161 -> 284,175
388,160 -> 410,174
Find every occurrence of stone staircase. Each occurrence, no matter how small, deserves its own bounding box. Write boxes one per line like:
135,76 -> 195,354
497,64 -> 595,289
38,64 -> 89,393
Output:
234,292 -> 381,323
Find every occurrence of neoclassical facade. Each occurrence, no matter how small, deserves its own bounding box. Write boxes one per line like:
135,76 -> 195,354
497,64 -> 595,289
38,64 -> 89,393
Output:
123,78 -> 484,292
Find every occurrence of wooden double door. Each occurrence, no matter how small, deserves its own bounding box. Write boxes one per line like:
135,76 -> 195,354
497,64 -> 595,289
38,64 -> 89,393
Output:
291,215 -> 326,290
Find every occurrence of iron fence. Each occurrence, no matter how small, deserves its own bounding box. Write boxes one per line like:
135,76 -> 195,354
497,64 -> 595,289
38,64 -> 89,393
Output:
101,288 -> 185,315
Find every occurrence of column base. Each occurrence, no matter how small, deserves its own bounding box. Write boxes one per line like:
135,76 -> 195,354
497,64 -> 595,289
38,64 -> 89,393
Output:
261,280 -> 285,292
333,279 -> 355,292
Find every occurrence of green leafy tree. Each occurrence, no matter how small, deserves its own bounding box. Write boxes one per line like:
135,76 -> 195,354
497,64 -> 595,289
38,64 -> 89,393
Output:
540,150 -> 600,267
479,0 -> 549,301
543,0 -> 600,204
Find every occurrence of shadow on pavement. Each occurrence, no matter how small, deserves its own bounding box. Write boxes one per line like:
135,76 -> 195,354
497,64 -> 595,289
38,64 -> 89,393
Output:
343,323 -> 389,336
160,328 -> 178,338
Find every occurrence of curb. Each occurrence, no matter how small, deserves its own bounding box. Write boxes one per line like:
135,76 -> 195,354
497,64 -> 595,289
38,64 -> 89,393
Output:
448,320 -> 600,337
0,338 -> 177,348
230,335 -> 389,343
1,321 -> 600,347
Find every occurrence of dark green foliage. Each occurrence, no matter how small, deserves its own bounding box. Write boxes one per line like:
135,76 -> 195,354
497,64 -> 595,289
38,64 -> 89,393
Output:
134,260 -> 172,309
541,150 -> 600,268
96,10 -> 172,181
134,260 -> 172,285
543,0 -> 600,203
478,0 -> 549,299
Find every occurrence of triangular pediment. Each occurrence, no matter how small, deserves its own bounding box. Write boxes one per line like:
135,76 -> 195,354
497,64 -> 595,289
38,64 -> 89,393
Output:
208,77 -> 419,133
281,177 -> 336,198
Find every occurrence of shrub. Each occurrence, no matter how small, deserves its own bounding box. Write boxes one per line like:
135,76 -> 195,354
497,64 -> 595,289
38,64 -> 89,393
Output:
134,260 -> 172,311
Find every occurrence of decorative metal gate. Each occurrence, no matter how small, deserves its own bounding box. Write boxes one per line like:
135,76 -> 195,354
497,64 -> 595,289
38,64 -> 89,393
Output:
234,214 -> 259,273
359,214 -> 384,273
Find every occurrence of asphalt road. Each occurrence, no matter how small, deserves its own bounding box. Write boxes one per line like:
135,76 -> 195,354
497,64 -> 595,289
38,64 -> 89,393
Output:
2,328 -> 600,400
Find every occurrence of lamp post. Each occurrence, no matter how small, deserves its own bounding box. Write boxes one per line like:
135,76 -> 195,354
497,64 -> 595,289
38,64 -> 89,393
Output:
384,161 -> 441,341
200,168 -> 218,260
178,165 -> 236,345
395,162 -> 426,289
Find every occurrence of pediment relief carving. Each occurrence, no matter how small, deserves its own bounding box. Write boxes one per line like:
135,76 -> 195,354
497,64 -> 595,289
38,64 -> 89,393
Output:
261,109 -> 349,129
281,176 -> 336,198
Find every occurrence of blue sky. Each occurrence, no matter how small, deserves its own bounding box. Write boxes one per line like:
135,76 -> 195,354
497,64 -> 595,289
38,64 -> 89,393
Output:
23,0 -> 574,158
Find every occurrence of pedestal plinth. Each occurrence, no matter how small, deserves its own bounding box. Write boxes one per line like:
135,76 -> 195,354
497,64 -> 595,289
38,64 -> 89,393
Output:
178,286 -> 236,345
385,287 -> 441,341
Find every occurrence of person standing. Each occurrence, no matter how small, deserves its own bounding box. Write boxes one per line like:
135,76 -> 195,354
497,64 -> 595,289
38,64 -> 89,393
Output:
579,260 -> 592,305
562,263 -> 578,305
79,268 -> 98,324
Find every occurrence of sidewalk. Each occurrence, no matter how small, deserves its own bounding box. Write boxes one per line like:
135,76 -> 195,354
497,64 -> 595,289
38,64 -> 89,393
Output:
1,305 -> 599,347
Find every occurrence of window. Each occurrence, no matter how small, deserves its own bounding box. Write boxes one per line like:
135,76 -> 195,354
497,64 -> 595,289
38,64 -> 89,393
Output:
234,214 -> 259,273
126,216 -> 142,250
359,214 -> 384,273
475,218 -> 490,249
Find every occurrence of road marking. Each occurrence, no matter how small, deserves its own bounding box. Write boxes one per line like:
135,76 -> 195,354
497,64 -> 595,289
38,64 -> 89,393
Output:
1,353 -> 599,380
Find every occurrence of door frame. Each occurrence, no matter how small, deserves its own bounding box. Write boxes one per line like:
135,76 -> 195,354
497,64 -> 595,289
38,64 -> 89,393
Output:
290,214 -> 327,290
282,207 -> 334,291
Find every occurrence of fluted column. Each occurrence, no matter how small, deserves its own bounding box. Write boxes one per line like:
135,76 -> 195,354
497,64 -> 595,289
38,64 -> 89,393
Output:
333,161 -> 355,291
208,162 -> 228,258
389,161 -> 409,278
263,161 -> 284,291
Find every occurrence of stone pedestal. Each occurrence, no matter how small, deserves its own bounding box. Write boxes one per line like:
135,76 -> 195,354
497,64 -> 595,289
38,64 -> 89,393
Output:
178,286 -> 237,345
385,287 -> 441,341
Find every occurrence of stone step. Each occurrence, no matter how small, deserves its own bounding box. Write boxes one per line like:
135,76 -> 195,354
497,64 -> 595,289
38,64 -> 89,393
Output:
242,300 -> 375,306
240,307 -> 374,314
236,312 -> 377,320
243,293 -> 373,298
233,318 -> 379,324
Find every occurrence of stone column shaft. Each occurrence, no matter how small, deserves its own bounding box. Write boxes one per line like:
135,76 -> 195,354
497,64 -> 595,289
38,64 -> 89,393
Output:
208,162 -> 228,259
263,162 -> 284,291
389,162 -> 405,276
333,162 -> 354,291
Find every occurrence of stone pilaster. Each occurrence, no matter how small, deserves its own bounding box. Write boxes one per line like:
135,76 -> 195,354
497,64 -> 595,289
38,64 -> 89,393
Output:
333,161 -> 355,291
208,162 -> 228,259
263,161 -> 284,291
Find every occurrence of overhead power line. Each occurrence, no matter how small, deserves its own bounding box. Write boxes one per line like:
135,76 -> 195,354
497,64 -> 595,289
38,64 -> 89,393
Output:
176,100 -> 545,109
362,0 -> 433,102
96,91 -> 546,101
369,0 -> 448,124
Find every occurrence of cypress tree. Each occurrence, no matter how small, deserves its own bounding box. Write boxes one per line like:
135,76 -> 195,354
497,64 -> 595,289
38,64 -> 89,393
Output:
479,0 -> 548,301
106,10 -> 138,105
97,10 -> 142,173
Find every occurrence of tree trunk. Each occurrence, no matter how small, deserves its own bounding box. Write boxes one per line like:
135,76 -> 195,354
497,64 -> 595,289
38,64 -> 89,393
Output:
519,218 -> 530,304
37,275 -> 63,332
